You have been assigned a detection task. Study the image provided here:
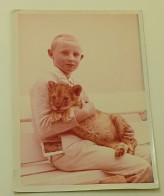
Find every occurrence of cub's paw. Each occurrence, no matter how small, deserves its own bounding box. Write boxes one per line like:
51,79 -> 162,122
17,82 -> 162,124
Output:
115,143 -> 129,158
49,112 -> 61,123
62,115 -> 73,122
62,116 -> 71,123
62,110 -> 74,122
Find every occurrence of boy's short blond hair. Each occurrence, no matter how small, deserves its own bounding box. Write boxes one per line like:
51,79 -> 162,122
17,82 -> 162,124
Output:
50,34 -> 79,51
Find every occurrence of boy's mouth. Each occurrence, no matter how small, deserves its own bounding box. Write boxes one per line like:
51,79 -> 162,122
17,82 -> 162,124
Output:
66,64 -> 76,67
66,63 -> 74,65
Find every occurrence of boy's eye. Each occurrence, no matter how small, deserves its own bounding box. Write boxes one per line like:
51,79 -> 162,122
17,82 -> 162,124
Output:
61,51 -> 69,55
73,52 -> 79,57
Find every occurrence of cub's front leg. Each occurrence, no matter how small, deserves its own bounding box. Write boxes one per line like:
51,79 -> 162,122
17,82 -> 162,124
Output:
62,108 -> 74,122
49,111 -> 62,123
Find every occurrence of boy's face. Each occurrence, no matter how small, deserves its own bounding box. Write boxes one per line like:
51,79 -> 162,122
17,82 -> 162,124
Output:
48,39 -> 84,78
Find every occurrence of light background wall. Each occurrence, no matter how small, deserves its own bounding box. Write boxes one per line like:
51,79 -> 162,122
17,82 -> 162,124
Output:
0,0 -> 164,196
18,13 -> 144,95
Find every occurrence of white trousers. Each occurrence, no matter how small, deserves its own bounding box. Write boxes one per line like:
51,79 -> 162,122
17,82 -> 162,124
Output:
51,140 -> 153,183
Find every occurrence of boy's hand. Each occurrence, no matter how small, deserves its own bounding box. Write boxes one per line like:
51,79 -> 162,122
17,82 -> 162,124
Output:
123,127 -> 135,140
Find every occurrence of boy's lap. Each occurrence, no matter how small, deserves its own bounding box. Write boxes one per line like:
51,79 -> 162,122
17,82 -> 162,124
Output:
52,139 -> 151,172
135,143 -> 152,164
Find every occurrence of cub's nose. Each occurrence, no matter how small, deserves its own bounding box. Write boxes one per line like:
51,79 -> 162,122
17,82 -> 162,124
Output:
55,105 -> 61,109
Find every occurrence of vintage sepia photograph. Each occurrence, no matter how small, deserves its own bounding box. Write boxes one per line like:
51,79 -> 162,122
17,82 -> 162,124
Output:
13,10 -> 159,192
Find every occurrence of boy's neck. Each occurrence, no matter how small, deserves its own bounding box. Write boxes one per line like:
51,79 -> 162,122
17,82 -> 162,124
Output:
61,70 -> 71,79
53,66 -> 71,80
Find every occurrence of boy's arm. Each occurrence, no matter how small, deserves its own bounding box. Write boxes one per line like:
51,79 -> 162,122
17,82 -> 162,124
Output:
30,80 -> 95,141
74,101 -> 95,122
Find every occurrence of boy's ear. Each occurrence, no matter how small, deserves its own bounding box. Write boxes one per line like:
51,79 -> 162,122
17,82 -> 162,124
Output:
48,49 -> 53,59
80,54 -> 84,60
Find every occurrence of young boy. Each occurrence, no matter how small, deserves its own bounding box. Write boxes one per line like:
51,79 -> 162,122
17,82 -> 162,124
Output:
30,34 -> 153,183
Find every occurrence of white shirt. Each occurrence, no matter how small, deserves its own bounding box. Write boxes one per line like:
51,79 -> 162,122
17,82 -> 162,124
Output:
30,66 -> 84,156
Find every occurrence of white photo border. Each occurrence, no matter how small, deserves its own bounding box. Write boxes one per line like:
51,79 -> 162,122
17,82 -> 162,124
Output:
12,10 -> 159,192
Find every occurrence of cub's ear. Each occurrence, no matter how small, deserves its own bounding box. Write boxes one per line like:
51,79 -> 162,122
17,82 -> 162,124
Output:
71,85 -> 82,96
48,81 -> 56,92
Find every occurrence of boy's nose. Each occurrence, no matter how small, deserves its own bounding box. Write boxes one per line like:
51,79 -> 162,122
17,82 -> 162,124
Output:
67,54 -> 74,61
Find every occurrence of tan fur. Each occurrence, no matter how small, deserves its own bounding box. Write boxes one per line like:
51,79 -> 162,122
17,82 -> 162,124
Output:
48,81 -> 137,158
48,81 -> 82,122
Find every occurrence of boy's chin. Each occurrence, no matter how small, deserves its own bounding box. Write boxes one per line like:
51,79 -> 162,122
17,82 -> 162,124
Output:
66,68 -> 77,74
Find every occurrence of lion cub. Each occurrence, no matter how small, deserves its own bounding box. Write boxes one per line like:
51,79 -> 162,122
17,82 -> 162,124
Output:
48,81 -> 82,123
48,81 -> 137,158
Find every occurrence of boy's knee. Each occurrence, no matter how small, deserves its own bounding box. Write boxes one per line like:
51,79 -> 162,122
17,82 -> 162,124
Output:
141,161 -> 153,183
126,160 -> 153,183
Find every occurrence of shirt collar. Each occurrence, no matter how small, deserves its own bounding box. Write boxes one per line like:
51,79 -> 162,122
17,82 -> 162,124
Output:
51,66 -> 75,85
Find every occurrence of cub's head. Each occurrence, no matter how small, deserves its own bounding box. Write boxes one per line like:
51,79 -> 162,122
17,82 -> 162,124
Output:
48,81 -> 82,113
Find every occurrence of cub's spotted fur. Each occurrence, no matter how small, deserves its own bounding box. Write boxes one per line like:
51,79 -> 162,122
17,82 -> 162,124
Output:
48,81 -> 137,158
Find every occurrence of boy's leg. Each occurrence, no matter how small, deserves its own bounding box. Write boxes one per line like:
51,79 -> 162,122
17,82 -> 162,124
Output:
51,140 -> 153,183
135,143 -> 152,164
